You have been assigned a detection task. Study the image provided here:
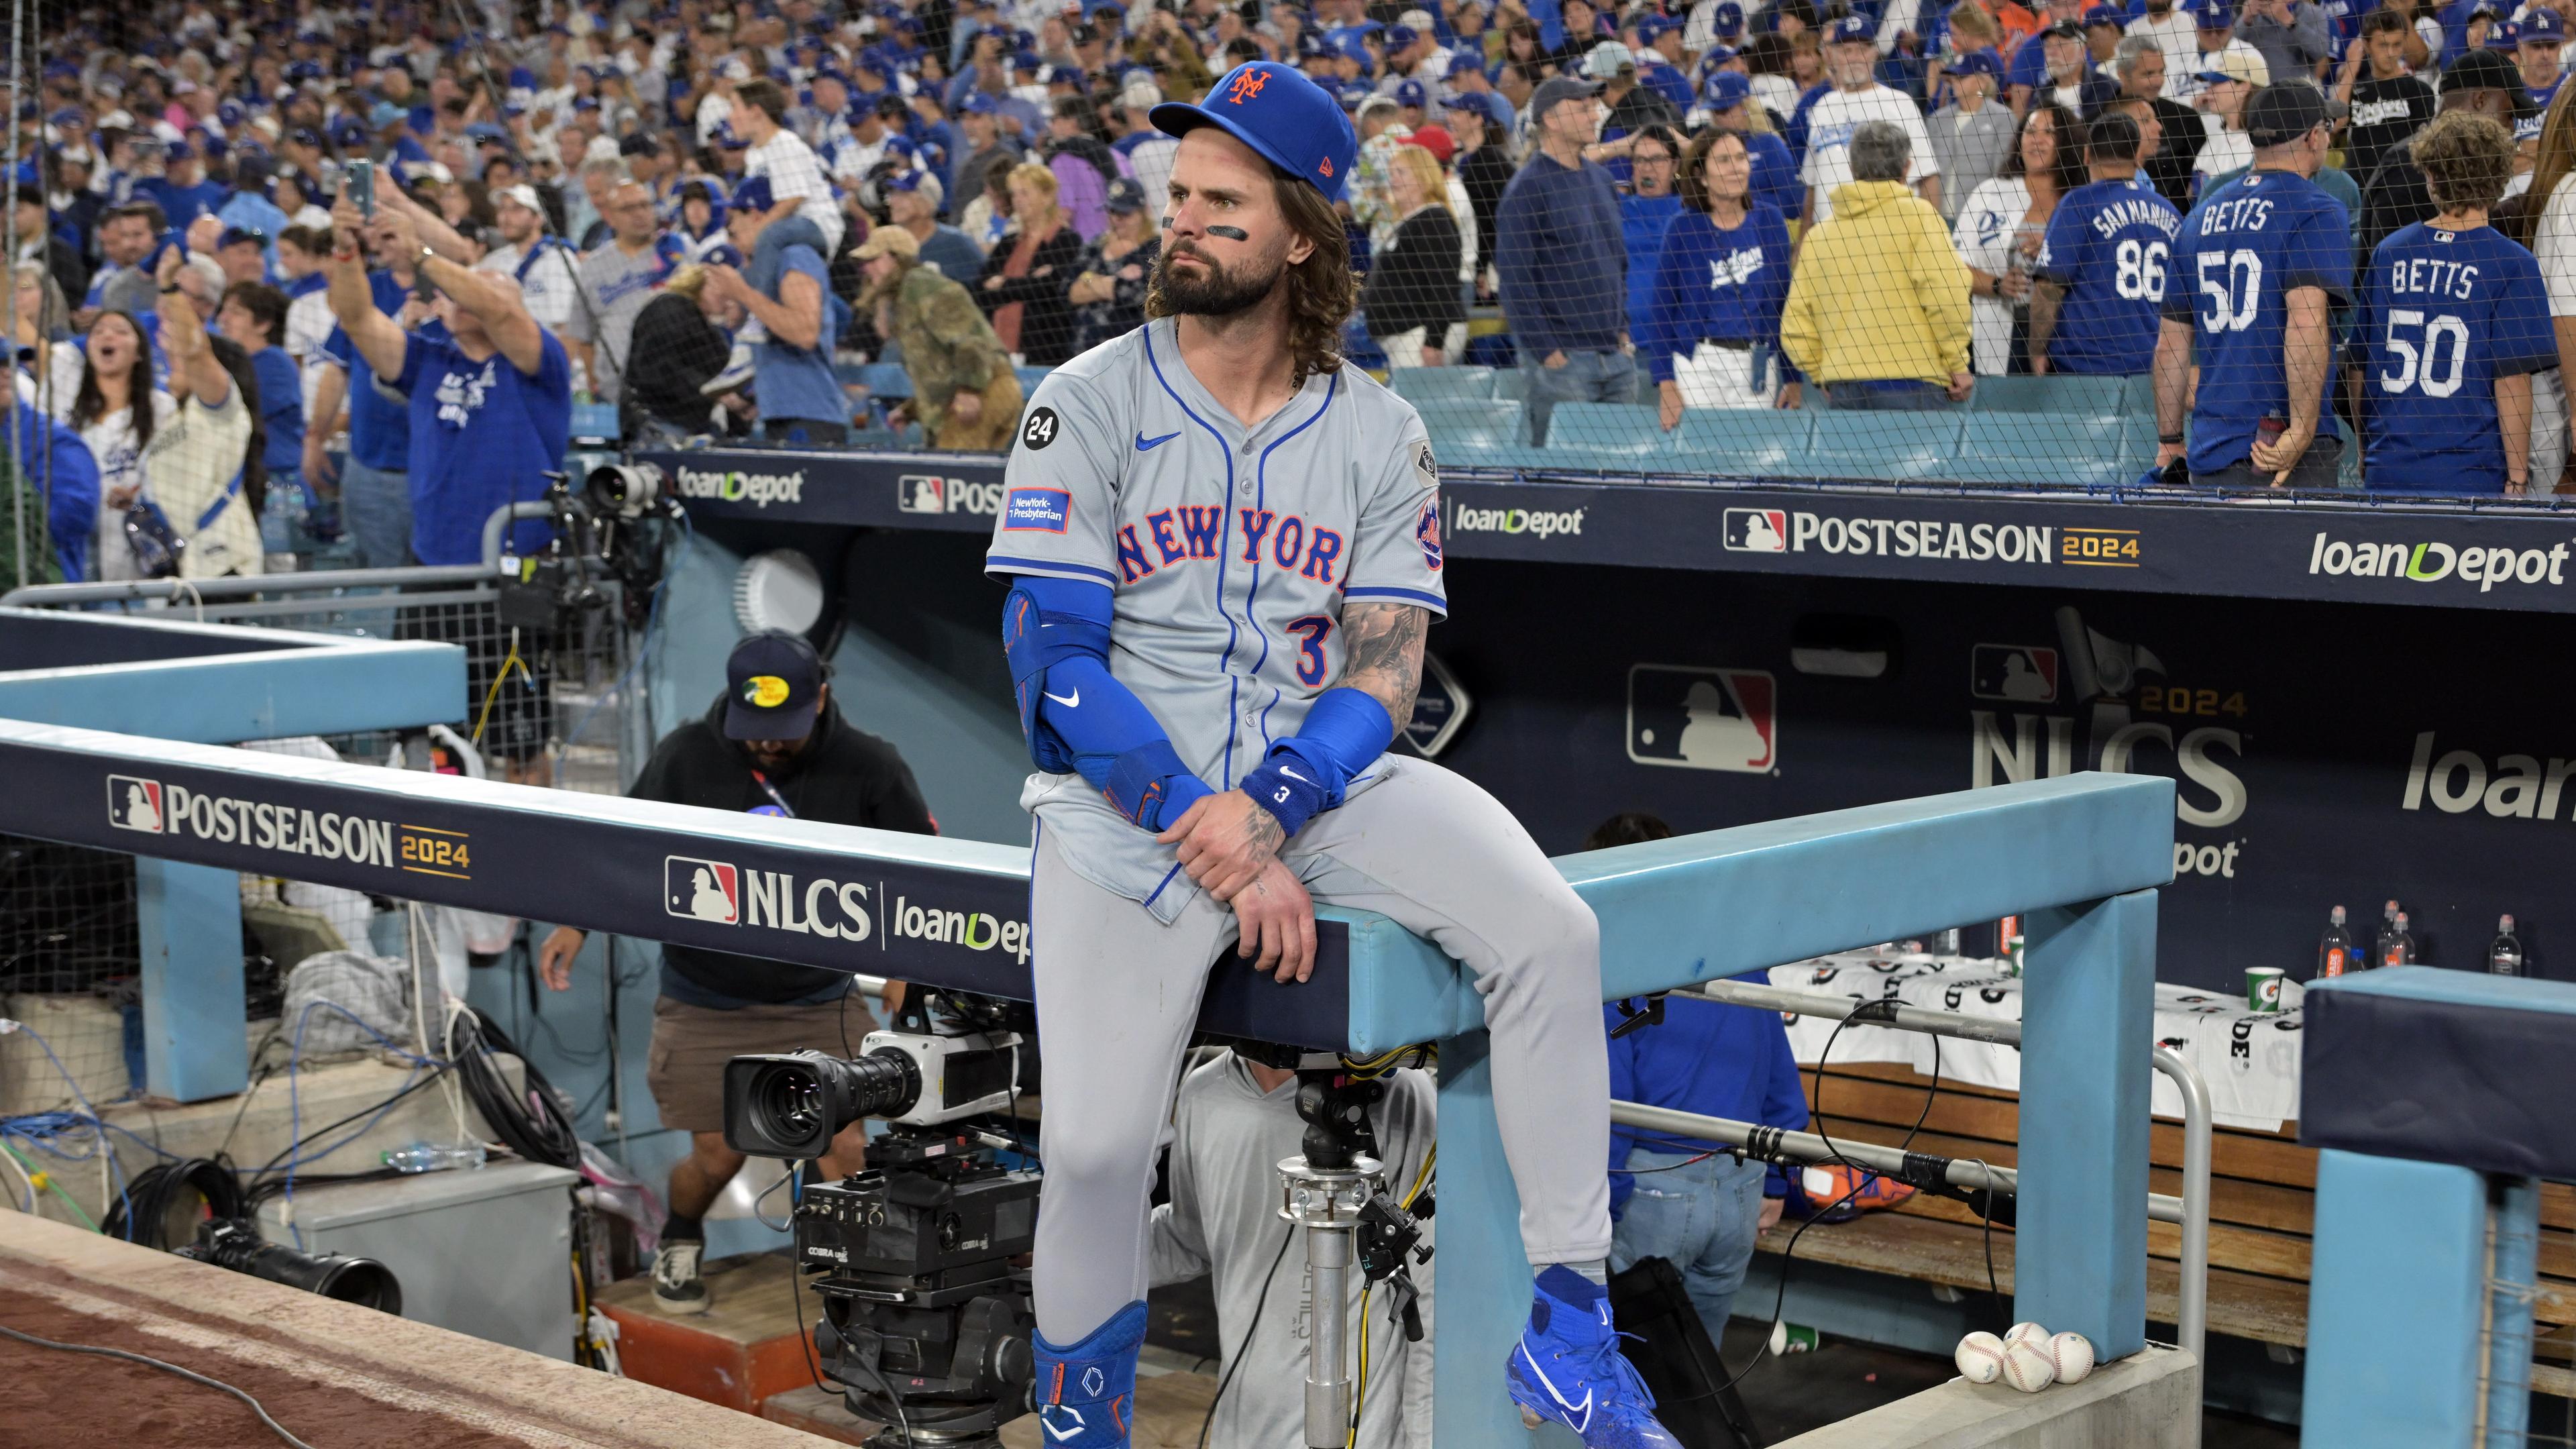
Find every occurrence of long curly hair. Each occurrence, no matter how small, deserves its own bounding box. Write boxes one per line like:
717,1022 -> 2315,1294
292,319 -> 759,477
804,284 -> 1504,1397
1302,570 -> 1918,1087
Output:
1145,166 -> 1358,389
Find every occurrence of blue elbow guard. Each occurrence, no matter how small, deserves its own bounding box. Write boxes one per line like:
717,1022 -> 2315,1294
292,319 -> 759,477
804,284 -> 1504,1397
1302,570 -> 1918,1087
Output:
1241,688 -> 1396,837
1002,581 -> 1111,776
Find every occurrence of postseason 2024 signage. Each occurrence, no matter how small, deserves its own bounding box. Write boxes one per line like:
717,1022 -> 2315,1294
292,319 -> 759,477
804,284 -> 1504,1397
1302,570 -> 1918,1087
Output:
651,449 -> 2576,613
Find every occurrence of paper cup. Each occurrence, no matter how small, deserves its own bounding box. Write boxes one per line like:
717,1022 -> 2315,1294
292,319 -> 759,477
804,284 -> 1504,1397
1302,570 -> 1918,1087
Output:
2246,967 -> 2285,1013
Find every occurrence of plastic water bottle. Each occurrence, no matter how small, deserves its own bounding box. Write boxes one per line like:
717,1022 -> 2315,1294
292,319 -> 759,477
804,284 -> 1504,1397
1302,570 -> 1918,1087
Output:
382,1140 -> 488,1174
2490,915 -> 2524,977
2383,911 -> 2416,969
2372,900 -> 2402,970
2317,905 -> 2354,979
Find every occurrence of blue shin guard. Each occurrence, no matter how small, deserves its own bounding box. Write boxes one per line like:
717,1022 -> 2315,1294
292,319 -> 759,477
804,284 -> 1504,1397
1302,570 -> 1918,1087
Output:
1032,1300 -> 1147,1446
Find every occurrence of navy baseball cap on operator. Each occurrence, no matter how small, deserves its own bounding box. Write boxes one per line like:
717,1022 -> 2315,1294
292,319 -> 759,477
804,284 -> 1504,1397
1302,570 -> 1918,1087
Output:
725,631 -> 825,741
1150,61 -> 1360,204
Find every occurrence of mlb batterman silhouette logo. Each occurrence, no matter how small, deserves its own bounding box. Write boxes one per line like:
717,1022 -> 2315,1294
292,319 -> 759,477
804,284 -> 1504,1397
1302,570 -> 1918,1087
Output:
1626,665 -> 1777,773
666,855 -> 741,925
107,775 -> 167,833
1723,508 -> 1789,553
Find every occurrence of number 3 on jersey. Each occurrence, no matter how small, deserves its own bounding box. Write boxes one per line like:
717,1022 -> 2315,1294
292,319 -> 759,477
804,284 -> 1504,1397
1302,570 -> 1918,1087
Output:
1285,615 -> 1333,687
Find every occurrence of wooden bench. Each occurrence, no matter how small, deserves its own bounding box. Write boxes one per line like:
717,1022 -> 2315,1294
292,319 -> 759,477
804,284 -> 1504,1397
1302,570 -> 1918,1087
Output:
1752,1059 -> 2576,1387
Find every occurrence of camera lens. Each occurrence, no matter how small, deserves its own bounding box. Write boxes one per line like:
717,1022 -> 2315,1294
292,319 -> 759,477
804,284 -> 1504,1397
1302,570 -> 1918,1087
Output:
727,1049 -> 922,1159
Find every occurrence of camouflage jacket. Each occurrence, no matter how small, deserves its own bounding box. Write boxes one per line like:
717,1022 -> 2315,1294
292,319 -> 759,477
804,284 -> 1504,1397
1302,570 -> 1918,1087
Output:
890,265 -> 1010,415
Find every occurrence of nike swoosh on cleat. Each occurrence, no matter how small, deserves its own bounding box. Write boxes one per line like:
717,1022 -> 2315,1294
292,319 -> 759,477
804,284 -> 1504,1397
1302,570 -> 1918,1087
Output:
1519,1342 -> 1593,1428
1045,689 -> 1081,707
1134,430 -> 1181,451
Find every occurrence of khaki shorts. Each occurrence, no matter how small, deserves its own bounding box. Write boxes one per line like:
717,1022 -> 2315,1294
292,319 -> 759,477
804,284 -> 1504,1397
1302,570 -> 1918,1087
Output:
645,991 -> 871,1134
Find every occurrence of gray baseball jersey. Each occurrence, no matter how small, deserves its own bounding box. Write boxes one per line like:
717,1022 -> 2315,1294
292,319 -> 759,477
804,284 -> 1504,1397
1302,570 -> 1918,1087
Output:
984,315 -> 1447,919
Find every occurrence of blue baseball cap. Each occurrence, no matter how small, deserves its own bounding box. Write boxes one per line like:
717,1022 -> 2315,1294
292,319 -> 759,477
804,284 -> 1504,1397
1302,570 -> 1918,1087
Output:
1447,52 -> 1486,78
724,631 -> 825,741
2084,3 -> 2124,24
2490,19 -> 2521,46
2525,6 -> 2567,40
1949,48 -> 2004,79
1337,83 -> 1375,109
2197,1 -> 2233,26
1155,62 -> 1360,203
963,92 -> 1000,113
1395,78 -> 1426,107
1711,1 -> 1746,36
1829,13 -> 1874,42
1387,23 -> 1418,48
1703,69 -> 1753,107
731,174 -> 775,212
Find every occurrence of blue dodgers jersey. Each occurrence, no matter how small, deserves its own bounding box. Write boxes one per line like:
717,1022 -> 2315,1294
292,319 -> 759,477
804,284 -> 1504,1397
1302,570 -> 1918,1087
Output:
2523,75 -> 2564,146
2165,169 -> 2353,474
2354,222 -> 2557,494
2036,176 -> 2183,375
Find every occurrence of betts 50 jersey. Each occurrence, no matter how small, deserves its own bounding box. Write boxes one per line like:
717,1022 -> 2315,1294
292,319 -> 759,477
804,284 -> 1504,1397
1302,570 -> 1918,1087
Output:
984,316 -> 1446,916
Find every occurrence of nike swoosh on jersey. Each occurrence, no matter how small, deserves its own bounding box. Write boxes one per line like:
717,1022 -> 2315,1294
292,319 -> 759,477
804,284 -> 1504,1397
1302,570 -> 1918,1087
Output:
1045,689 -> 1081,707
1134,430 -> 1181,451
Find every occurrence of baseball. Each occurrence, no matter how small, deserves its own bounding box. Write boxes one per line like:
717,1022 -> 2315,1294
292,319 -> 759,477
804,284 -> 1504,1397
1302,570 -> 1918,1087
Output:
2049,1332 -> 2096,1385
1953,1330 -> 2008,1385
2001,1337 -> 2058,1393
2004,1320 -> 2049,1347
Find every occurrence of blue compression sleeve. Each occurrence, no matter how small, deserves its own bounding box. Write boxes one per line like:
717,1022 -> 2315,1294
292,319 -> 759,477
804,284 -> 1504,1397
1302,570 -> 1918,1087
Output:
1241,687 -> 1397,837
1002,576 -> 1214,831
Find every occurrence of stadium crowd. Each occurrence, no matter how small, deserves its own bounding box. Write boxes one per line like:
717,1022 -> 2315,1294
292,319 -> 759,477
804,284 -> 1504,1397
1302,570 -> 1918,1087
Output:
9,0 -> 2576,586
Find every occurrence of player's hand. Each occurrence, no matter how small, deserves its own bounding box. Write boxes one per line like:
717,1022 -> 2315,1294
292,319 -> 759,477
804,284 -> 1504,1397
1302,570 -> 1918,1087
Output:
536,925 -> 586,991
1230,859 -> 1318,983
1157,789 -> 1285,903
2249,423 -> 2312,481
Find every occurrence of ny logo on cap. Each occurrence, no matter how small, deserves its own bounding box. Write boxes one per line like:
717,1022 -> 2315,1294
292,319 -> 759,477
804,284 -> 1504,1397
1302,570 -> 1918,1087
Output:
1227,69 -> 1269,103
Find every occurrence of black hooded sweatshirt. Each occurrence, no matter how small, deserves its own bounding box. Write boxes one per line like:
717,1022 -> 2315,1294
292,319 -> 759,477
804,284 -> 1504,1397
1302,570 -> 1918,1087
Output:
633,690 -> 936,1003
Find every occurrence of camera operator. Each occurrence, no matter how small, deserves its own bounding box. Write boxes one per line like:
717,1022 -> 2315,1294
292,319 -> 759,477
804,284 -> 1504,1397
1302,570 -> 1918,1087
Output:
536,631 -> 938,1314
1149,1050 -> 1435,1449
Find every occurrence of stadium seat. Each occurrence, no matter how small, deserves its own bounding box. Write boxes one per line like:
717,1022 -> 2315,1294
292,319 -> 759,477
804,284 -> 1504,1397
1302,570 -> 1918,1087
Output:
1807,412 -> 1962,480
1929,415 -> 2131,488
1544,403 -> 1671,462
1671,411 -> 1811,474
1414,398 -> 1528,455
1493,368 -> 1529,402
1390,367 -> 1501,403
1968,374 -> 2131,415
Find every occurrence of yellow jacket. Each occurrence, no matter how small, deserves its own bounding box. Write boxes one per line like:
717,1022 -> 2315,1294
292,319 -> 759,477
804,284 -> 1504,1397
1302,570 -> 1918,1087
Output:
1780,180 -> 1972,387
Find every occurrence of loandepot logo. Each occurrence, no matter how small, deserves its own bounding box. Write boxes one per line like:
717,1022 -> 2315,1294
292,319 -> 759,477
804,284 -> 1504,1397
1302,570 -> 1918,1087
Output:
890,896 -> 1032,965
2308,531 -> 2569,593
1451,504 -> 1587,539
673,466 -> 806,508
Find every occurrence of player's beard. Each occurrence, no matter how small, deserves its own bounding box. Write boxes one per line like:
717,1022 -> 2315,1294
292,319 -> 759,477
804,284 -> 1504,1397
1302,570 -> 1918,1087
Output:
1148,237 -> 1289,319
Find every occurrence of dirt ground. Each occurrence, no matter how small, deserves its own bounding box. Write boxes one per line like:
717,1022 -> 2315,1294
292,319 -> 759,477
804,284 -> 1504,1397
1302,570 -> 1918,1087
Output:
0,1293 -> 527,1449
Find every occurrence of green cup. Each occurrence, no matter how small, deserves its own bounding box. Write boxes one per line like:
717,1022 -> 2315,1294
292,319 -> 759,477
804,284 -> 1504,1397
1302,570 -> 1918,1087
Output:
2245,967 -> 2285,1014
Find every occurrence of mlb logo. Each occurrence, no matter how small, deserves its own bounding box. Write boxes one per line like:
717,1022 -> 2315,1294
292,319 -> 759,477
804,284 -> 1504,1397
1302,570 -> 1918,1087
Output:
665,855 -> 741,925
1723,508 -> 1789,553
898,475 -> 945,513
107,775 -> 166,833
1627,665 -> 1776,773
1970,645 -> 2059,704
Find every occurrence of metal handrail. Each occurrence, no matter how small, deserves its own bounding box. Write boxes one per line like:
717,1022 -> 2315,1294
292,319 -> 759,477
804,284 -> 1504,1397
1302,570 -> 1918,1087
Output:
1676,975 -> 2213,1363
0,562 -> 497,608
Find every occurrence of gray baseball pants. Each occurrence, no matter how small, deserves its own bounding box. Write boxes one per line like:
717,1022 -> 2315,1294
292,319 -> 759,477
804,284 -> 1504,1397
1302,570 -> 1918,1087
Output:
1028,756 -> 1613,1344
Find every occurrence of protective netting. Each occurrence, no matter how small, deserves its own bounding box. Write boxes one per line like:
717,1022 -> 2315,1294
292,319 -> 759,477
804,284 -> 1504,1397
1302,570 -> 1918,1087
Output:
11,0 -> 2562,497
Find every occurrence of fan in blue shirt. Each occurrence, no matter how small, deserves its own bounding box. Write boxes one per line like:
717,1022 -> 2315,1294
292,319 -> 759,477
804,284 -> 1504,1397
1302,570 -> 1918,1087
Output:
1645,132 -> 1802,423
2351,111 -> 2555,494
2155,84 -> 2351,484
2033,113 -> 2184,374
1699,72 -> 1803,218
321,208 -> 570,568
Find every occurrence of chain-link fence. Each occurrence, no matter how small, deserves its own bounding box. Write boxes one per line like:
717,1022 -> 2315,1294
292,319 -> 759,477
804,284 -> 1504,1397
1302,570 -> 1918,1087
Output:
0,564 -> 649,1113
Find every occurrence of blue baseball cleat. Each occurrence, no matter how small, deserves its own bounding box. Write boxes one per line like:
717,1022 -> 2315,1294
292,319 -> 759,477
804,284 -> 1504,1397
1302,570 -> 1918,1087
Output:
1031,1300 -> 1146,1446
1505,1266 -> 1682,1448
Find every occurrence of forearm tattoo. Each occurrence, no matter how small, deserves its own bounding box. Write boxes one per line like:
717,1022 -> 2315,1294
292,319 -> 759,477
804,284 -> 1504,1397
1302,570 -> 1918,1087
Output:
1340,602 -> 1428,728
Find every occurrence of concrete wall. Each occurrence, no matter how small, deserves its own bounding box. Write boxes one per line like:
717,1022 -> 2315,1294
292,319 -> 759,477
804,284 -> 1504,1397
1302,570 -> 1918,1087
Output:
1776,1346 -> 2202,1449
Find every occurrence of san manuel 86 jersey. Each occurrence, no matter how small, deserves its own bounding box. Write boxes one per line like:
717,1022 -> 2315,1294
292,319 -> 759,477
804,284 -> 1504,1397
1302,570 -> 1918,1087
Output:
984,315 -> 1446,918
